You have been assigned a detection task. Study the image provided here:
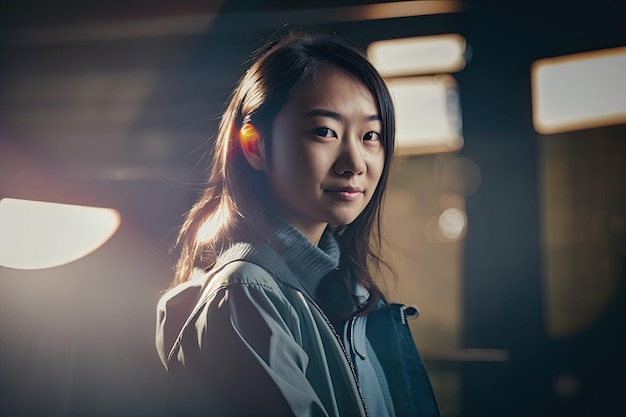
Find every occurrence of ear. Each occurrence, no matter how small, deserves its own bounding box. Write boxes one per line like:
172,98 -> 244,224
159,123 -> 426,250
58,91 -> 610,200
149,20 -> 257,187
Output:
239,123 -> 266,170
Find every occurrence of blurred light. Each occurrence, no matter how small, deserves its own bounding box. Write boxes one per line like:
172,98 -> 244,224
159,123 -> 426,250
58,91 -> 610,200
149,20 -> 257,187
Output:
387,75 -> 463,155
139,130 -> 171,162
0,198 -> 120,270
9,1 -> 463,46
531,46 -> 626,134
368,34 -> 467,76
9,15 -> 217,46
553,373 -> 581,398
1,71 -> 158,165
435,155 -> 481,196
355,0 -> 462,21
439,193 -> 466,212
422,348 -> 509,362
437,208 -> 467,241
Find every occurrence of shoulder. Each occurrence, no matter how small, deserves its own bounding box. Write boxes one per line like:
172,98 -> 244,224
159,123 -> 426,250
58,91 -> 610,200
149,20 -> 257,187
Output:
211,260 -> 280,290
156,274 -> 206,315
199,261 -> 304,338
157,260 -> 280,317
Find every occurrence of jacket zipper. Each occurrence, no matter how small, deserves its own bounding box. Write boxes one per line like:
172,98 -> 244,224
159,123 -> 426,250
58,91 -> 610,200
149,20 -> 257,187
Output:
305,294 -> 370,417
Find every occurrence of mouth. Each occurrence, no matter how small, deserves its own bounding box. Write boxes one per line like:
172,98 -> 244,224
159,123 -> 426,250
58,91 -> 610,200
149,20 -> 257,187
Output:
325,187 -> 363,201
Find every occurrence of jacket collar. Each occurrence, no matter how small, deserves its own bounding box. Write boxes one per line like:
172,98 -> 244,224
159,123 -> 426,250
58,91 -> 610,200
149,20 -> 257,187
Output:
212,223 -> 340,299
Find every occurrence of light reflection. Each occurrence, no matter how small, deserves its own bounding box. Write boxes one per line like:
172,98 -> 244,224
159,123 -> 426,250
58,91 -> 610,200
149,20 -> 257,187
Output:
531,46 -> 626,134
0,198 -> 120,270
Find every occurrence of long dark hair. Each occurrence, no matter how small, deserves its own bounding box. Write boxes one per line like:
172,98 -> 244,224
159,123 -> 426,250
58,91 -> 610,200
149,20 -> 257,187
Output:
172,28 -> 396,312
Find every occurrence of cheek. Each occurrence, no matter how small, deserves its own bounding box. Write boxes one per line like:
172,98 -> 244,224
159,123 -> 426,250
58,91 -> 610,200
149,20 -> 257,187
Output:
267,147 -> 312,195
267,140 -> 297,176
272,141 -> 330,179
369,154 -> 385,184
270,153 -> 309,184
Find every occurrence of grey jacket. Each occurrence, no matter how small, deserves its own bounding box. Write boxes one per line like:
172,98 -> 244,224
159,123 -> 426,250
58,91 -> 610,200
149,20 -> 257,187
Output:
156,236 -> 369,417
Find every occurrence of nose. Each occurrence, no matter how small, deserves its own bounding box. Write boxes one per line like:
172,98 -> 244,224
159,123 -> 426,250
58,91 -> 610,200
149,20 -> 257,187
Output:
334,136 -> 366,176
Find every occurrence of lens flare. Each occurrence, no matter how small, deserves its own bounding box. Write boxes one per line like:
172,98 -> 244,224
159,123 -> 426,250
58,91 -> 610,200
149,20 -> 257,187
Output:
240,123 -> 260,145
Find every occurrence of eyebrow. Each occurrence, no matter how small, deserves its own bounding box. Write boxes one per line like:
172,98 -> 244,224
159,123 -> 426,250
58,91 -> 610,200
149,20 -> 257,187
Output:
305,108 -> 381,122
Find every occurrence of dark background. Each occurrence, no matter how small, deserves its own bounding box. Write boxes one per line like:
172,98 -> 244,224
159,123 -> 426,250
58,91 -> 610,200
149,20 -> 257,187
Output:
1,1 -> 625,416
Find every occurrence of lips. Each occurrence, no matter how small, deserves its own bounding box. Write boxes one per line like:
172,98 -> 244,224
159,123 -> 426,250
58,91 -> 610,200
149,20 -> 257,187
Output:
326,186 -> 363,201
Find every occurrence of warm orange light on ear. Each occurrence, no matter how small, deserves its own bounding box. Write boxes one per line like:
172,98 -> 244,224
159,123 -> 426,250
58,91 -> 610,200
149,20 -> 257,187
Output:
240,123 -> 262,155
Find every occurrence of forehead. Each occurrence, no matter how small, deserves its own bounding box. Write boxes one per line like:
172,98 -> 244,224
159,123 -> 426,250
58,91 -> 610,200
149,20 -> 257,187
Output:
283,66 -> 380,116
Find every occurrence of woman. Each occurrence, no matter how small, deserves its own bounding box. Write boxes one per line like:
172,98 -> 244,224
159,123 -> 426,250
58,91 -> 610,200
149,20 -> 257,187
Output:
156,29 -> 437,417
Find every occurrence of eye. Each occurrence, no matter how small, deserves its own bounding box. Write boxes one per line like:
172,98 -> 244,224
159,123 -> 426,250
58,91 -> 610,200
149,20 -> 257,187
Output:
312,127 -> 337,138
363,131 -> 382,141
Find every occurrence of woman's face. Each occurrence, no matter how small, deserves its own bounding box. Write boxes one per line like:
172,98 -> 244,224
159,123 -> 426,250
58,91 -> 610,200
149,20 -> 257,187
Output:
265,67 -> 385,243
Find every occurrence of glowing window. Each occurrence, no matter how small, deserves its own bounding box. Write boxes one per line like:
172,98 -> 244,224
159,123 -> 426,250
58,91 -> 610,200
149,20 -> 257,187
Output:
368,34 -> 467,77
0,198 -> 120,270
531,46 -> 626,134
387,75 -> 463,155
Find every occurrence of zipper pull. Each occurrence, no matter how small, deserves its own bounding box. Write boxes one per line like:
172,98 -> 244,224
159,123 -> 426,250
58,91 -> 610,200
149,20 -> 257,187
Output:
400,305 -> 420,324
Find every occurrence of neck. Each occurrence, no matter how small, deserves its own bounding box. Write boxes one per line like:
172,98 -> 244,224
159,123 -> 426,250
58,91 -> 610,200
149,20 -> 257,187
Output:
291,222 -> 328,246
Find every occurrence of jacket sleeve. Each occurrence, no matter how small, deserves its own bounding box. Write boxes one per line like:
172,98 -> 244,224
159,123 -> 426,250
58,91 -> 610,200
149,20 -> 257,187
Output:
166,262 -> 331,417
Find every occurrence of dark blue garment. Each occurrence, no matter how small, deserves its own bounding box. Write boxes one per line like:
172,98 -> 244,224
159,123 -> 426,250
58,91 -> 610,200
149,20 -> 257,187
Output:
366,304 -> 442,417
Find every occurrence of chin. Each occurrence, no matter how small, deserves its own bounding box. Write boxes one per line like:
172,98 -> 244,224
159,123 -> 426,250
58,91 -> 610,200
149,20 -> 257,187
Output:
322,207 -> 367,228
327,215 -> 360,227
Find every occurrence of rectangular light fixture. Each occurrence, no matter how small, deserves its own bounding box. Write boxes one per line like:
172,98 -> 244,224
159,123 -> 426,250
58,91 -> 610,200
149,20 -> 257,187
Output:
387,75 -> 463,155
368,34 -> 467,77
531,46 -> 626,134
